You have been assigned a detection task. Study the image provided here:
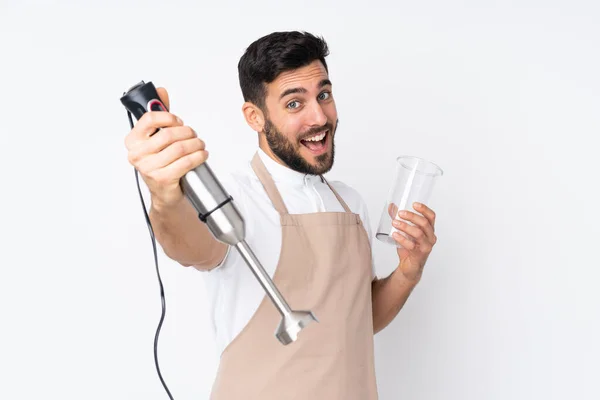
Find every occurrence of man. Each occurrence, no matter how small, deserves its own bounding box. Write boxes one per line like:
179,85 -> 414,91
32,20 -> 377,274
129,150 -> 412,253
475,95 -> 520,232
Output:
124,31 -> 437,399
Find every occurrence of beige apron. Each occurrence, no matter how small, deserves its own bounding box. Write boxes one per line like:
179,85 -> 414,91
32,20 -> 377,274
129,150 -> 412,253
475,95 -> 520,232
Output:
210,152 -> 378,399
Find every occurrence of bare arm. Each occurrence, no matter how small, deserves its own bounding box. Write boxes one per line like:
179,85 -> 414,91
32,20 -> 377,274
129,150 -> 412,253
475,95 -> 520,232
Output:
371,270 -> 419,334
149,196 -> 228,271
371,202 -> 438,333
125,87 -> 227,271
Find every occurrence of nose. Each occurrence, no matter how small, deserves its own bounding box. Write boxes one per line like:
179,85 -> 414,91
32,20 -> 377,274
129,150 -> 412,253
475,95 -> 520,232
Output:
307,101 -> 328,127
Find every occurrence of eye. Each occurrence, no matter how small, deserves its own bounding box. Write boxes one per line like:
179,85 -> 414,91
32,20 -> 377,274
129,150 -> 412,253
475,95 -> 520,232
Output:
318,91 -> 331,101
287,100 -> 300,109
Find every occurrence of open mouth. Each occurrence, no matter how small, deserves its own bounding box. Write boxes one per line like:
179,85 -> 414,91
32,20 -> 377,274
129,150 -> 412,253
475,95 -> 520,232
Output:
300,130 -> 329,155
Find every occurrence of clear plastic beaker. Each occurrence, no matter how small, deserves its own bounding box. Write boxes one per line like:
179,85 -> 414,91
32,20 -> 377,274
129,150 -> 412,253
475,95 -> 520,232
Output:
376,156 -> 443,248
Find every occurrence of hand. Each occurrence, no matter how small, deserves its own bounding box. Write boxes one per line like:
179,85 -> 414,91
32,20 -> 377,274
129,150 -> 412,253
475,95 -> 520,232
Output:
124,87 -> 209,210
389,202 -> 438,283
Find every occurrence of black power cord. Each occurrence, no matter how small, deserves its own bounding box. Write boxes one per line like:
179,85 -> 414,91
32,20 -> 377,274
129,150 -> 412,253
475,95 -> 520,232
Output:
128,111 -> 175,400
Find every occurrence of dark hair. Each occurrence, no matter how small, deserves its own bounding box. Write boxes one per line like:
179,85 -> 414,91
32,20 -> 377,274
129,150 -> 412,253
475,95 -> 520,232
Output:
238,31 -> 330,110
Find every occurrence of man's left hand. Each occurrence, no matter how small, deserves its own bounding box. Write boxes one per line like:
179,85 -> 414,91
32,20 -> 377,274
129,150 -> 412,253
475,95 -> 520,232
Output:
390,202 -> 437,283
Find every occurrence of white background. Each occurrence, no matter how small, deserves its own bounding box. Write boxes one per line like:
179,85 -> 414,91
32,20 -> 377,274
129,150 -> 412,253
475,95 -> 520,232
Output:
1,0 -> 599,399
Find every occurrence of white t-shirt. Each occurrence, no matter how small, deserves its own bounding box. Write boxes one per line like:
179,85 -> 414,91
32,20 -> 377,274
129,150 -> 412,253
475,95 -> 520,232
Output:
199,148 -> 377,355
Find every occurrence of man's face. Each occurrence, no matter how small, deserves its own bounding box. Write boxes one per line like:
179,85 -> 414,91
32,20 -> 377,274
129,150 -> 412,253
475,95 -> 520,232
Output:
261,60 -> 338,175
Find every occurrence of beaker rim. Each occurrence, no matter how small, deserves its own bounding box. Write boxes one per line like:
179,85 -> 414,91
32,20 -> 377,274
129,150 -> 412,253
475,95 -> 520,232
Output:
396,155 -> 444,177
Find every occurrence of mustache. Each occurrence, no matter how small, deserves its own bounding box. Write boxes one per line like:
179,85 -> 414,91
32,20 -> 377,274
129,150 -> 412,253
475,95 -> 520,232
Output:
298,122 -> 335,141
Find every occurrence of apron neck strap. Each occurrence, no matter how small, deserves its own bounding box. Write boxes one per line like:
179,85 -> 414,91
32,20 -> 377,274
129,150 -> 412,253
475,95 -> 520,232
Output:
320,176 -> 352,213
250,151 -> 353,215
251,152 -> 289,215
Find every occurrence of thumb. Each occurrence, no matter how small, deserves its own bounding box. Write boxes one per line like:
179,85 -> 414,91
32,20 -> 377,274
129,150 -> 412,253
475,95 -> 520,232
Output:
156,87 -> 170,111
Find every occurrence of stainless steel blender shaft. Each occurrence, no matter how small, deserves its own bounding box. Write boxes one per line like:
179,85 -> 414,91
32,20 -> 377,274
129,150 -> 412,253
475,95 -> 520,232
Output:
181,163 -> 317,345
235,240 -> 291,315
235,241 -> 317,344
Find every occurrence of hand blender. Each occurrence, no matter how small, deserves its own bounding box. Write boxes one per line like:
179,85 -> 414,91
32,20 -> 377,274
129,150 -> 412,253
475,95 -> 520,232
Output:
120,81 -> 317,345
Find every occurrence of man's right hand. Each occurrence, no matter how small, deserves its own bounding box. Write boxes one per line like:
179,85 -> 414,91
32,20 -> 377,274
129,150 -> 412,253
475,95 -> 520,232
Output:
124,87 -> 209,210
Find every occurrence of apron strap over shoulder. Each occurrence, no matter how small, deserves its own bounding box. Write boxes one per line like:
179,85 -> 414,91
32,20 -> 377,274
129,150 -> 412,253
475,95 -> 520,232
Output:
321,176 -> 352,213
251,152 -> 289,215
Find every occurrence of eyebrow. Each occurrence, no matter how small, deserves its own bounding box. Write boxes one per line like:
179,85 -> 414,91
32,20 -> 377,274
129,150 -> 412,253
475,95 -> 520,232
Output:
279,79 -> 333,100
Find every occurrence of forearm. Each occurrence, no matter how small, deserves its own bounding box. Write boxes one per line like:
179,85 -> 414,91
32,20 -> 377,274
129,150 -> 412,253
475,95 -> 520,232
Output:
149,196 -> 227,270
371,268 -> 420,334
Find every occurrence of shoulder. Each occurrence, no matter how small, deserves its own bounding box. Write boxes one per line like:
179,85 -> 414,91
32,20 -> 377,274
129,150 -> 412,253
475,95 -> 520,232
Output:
216,161 -> 268,214
326,179 -> 369,215
217,162 -> 254,195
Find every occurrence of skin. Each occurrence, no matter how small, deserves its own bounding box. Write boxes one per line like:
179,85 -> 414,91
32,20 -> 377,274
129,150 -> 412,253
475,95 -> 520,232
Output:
124,88 -> 228,269
123,59 -> 438,333
371,202 -> 437,333
241,60 -> 337,175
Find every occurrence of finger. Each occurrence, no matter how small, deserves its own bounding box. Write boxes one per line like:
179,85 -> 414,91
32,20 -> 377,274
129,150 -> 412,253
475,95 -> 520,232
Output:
392,231 -> 416,250
414,202 -> 436,229
388,202 -> 399,219
393,225 -> 433,254
128,126 -> 198,164
138,138 -> 206,173
156,87 -> 170,111
392,219 -> 430,245
396,210 -> 436,242
150,150 -> 209,182
125,111 -> 184,149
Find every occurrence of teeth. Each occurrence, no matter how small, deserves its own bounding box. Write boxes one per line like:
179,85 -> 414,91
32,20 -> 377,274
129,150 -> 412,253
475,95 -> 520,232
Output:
304,131 -> 327,142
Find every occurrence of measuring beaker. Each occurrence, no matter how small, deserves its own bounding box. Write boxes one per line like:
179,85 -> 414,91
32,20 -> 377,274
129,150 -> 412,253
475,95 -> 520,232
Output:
376,156 -> 443,248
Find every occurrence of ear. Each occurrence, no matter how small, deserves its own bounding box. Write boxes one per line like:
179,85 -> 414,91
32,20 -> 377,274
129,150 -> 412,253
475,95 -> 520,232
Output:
242,102 -> 266,132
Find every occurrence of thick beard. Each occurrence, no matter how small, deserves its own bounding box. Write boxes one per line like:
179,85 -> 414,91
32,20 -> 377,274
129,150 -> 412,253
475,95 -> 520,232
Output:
263,119 -> 337,175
